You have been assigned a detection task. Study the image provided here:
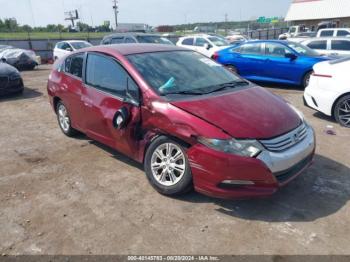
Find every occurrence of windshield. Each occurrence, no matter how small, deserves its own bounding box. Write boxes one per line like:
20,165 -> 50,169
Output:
127,51 -> 246,96
70,42 -> 92,50
208,37 -> 229,47
136,35 -> 173,45
288,42 -> 319,56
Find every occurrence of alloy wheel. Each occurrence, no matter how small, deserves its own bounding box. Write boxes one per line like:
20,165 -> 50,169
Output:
150,143 -> 186,187
58,104 -> 70,132
337,98 -> 350,127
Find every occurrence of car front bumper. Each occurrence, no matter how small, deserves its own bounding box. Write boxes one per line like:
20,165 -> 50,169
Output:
0,77 -> 24,96
187,124 -> 316,199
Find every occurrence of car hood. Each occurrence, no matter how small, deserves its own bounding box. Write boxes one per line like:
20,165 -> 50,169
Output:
171,86 -> 301,139
0,62 -> 18,75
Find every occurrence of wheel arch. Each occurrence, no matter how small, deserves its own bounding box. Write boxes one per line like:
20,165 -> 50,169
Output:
301,69 -> 313,86
331,92 -> 350,117
142,132 -> 192,164
53,96 -> 62,113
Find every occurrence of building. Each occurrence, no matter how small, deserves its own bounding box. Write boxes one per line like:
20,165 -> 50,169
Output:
285,0 -> 350,28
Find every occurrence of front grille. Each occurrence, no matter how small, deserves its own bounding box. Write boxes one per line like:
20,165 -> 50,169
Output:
8,79 -> 22,87
0,76 -> 9,89
274,154 -> 313,184
260,123 -> 308,152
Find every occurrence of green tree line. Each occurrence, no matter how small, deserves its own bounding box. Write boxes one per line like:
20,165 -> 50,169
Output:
0,18 -> 111,32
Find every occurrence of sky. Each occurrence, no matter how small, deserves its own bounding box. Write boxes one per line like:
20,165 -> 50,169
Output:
0,0 -> 293,27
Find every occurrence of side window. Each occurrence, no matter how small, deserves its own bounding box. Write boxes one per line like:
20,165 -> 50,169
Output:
265,43 -> 292,57
61,43 -> 71,50
86,53 -> 129,97
125,37 -> 136,43
182,38 -> 194,46
320,30 -> 334,37
240,43 -> 263,55
56,42 -> 64,49
64,56 -> 72,73
111,37 -> 125,44
337,30 -> 350,37
195,38 -> 209,47
68,54 -> 84,78
331,40 -> 350,51
307,40 -> 327,50
103,38 -> 111,45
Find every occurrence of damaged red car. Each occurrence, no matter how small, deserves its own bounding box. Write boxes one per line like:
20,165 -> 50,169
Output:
47,44 -> 315,199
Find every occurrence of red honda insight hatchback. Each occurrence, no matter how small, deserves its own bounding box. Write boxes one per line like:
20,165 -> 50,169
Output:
47,44 -> 315,199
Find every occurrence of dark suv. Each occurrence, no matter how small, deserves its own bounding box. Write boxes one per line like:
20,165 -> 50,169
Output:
100,33 -> 173,45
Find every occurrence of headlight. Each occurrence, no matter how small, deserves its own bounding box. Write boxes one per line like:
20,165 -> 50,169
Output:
10,73 -> 21,80
197,137 -> 264,157
288,103 -> 305,122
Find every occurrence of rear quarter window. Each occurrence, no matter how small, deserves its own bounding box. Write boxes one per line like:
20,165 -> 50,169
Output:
64,54 -> 84,78
331,40 -> 350,51
337,30 -> 350,37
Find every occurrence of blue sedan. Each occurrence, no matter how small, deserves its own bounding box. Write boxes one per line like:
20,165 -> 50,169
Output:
215,40 -> 331,88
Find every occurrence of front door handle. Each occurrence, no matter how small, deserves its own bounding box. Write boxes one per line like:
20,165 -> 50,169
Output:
82,97 -> 93,108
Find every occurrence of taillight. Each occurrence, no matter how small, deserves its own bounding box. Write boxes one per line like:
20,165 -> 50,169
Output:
212,52 -> 219,61
312,73 -> 332,78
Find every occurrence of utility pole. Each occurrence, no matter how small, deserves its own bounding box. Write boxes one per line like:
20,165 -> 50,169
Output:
112,0 -> 119,31
225,13 -> 228,36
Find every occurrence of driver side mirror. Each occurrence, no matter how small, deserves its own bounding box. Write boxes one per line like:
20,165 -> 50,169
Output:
66,47 -> 73,52
204,43 -> 213,50
1,58 -> 6,63
285,53 -> 297,60
113,107 -> 130,129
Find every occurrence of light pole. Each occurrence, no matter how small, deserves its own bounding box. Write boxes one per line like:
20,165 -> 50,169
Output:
113,0 -> 119,31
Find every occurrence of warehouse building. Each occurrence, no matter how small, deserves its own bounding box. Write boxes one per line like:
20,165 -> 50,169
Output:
285,0 -> 350,28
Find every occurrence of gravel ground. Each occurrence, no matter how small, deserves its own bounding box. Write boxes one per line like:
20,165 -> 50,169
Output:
0,65 -> 349,255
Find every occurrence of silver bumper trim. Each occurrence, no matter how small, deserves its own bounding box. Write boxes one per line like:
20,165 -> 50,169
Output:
257,125 -> 315,174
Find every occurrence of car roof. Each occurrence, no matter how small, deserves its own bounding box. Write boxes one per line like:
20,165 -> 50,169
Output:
65,40 -> 89,43
240,40 -> 289,45
319,28 -> 350,31
180,34 -> 212,38
103,33 -> 161,39
82,44 -> 187,56
302,37 -> 350,41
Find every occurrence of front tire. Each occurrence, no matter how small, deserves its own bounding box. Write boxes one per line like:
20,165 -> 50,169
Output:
334,95 -> 350,128
56,101 -> 78,137
144,136 -> 193,196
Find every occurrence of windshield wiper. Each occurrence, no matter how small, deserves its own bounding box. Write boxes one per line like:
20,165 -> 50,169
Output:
204,80 -> 249,94
161,90 -> 204,96
160,80 -> 249,96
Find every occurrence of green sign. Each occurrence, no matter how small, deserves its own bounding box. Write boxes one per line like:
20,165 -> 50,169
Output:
257,16 -> 280,24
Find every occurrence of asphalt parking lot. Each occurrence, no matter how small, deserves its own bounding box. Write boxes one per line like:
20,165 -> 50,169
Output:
0,64 -> 349,255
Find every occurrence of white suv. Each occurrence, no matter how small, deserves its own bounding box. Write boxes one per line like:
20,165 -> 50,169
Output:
176,34 -> 230,58
53,40 -> 92,60
317,28 -> 350,38
302,37 -> 350,57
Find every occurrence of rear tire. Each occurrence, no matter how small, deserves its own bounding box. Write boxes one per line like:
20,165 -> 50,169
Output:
56,101 -> 78,137
144,136 -> 193,196
303,71 -> 313,88
334,95 -> 350,128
